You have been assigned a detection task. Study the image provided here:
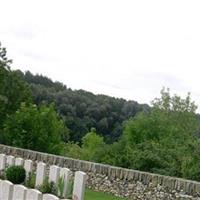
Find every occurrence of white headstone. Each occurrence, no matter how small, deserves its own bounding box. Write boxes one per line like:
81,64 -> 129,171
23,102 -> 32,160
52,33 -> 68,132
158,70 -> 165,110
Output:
26,189 -> 42,200
42,194 -> 59,200
72,171 -> 87,200
0,154 -> 6,170
0,179 -> 2,197
15,157 -> 24,166
49,165 -> 60,184
12,184 -> 27,200
35,162 -> 46,187
0,180 -> 14,200
59,168 -> 71,198
6,155 -> 15,166
24,159 -> 33,175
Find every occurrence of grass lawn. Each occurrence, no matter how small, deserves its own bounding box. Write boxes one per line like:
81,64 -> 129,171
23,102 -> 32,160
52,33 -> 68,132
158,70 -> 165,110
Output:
85,189 -> 127,200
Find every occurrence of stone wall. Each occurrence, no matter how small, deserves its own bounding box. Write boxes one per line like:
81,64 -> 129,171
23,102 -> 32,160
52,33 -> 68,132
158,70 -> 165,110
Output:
1,144 -> 200,199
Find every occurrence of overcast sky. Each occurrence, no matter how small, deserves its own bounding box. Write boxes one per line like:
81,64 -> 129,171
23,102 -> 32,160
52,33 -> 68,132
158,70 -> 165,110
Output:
1,0 -> 200,110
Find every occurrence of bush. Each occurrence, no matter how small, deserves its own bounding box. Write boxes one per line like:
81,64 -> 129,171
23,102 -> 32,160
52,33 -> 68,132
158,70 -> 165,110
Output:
25,173 -> 36,188
0,171 -> 5,180
6,166 -> 26,184
66,179 -> 74,199
57,176 -> 73,198
38,177 -> 57,194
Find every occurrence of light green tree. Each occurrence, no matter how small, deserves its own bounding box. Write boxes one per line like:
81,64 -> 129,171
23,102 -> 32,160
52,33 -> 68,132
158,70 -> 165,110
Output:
81,128 -> 105,161
116,88 -> 200,179
3,103 -> 67,154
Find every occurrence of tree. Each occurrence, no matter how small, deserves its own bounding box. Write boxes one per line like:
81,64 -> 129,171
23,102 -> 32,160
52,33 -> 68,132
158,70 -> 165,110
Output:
81,128 -> 105,161
3,103 -> 67,154
22,70 -> 148,143
0,43 -> 32,133
61,142 -> 83,160
116,88 -> 200,179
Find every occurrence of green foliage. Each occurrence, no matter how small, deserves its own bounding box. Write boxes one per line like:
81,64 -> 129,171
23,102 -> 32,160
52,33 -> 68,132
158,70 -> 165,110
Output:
0,44 -> 32,135
57,176 -> 65,198
81,129 -> 105,161
25,173 -> 36,188
85,189 -> 127,200
66,179 -> 74,199
180,140 -> 200,180
38,177 -> 57,194
57,176 -> 74,199
6,166 -> 26,184
62,142 -> 83,159
0,171 -> 6,180
114,88 -> 200,180
22,71 -> 148,143
3,103 -> 66,154
3,42 -> 200,182
152,88 -> 197,112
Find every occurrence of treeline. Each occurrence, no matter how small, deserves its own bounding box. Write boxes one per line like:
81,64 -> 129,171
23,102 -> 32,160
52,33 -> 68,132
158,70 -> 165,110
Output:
1,43 -> 200,182
21,71 -> 149,143
0,44 -> 66,154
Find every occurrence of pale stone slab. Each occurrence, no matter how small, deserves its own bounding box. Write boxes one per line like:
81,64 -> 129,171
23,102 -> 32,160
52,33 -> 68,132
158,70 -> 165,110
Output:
15,157 -> 24,166
0,180 -> 14,200
0,179 -> 2,197
42,194 -> 59,200
49,165 -> 60,184
6,155 -> 15,166
59,168 -> 71,198
35,162 -> 46,187
0,154 -> 6,170
26,189 -> 42,200
24,159 -> 33,175
72,171 -> 87,200
12,184 -> 27,200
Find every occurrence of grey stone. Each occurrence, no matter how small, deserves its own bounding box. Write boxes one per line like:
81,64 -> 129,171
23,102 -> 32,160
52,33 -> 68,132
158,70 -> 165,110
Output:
26,189 -> 42,200
12,184 -> 27,200
35,162 -> 46,187
49,165 -> 60,184
0,153 -> 6,170
73,171 -> 87,200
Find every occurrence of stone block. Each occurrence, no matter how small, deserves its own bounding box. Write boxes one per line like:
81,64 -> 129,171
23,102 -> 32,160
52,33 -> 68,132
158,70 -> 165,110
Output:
0,153 -> 6,170
72,171 -> 87,200
35,162 -> 46,187
42,194 -> 59,200
26,189 -> 42,200
12,184 -> 27,200
6,155 -> 15,167
24,159 -> 33,175
59,167 -> 71,198
49,165 -> 60,184
0,180 -> 14,200
15,157 -> 24,166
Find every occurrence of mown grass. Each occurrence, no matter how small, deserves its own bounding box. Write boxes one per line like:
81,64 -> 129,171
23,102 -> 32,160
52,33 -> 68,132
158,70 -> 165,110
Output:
85,189 -> 127,200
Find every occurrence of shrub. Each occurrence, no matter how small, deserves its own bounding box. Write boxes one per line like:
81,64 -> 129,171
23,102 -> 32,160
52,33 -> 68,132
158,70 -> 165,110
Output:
38,177 -> 57,194
6,166 -> 26,184
25,173 -> 36,188
66,179 -> 74,199
57,176 -> 65,197
0,171 -> 5,180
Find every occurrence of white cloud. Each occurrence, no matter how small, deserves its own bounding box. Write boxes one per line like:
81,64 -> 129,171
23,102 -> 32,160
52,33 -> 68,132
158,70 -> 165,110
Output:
1,0 -> 200,111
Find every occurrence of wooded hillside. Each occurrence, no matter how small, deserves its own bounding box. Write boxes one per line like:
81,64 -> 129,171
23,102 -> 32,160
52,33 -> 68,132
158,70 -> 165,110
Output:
21,71 -> 149,143
2,43 -> 200,182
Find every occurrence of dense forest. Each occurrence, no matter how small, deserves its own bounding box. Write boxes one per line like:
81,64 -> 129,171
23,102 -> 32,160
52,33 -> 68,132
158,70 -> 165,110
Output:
21,70 -> 149,143
1,43 -> 200,182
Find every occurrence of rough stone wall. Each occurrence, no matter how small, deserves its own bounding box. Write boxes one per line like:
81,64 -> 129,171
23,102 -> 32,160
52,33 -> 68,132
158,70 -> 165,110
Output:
0,144 -> 200,200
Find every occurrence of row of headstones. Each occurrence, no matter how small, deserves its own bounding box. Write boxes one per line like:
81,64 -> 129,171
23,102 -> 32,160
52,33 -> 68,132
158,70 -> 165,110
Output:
36,162 -> 86,200
0,154 -> 87,200
0,180 -> 65,200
